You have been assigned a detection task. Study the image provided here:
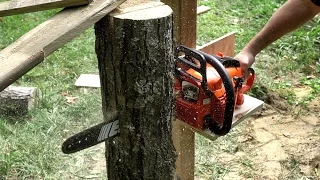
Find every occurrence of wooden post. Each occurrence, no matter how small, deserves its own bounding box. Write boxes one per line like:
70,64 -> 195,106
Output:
161,0 -> 197,179
94,2 -> 177,179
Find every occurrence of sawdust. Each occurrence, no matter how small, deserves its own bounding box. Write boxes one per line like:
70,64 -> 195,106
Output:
215,90 -> 320,180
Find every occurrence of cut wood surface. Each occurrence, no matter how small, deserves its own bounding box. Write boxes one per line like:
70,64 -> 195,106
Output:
117,0 -> 156,9
0,0 -> 126,92
0,86 -> 40,116
0,0 -> 92,17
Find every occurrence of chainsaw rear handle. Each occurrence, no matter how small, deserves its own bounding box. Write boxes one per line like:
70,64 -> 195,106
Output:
195,50 -> 235,136
218,56 -> 255,94
175,45 -> 212,97
206,53 -> 255,95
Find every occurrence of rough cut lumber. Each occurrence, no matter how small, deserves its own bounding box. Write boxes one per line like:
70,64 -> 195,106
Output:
0,0 -> 126,92
162,0 -> 197,47
0,86 -> 40,116
0,0 -> 92,17
95,3 -> 176,179
161,0 -> 197,179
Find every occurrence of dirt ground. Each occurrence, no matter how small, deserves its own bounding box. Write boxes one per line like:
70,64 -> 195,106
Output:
214,89 -> 320,180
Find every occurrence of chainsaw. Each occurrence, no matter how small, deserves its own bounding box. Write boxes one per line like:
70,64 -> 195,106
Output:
61,45 -> 255,154
174,45 -> 255,136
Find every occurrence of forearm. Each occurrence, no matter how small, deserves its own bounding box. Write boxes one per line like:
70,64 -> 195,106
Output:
242,0 -> 320,56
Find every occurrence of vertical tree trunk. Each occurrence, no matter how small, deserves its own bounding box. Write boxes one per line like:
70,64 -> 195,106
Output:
94,3 -> 176,180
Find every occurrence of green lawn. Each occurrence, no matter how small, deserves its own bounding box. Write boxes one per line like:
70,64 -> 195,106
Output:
0,8 -> 104,179
0,0 -> 319,179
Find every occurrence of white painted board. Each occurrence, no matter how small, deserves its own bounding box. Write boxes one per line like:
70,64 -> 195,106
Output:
75,74 -> 101,88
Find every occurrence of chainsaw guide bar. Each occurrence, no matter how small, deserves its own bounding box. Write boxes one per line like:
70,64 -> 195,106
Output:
62,119 -> 120,154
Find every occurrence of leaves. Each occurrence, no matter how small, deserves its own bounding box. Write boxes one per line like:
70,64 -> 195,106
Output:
62,91 -> 78,104
65,96 -> 78,104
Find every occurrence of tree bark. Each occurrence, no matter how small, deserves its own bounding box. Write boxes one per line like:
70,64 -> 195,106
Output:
94,3 -> 176,180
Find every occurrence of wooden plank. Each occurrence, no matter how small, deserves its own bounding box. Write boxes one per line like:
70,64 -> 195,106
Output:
171,120 -> 195,180
0,86 -> 40,116
180,0 -> 197,47
0,0 -> 126,92
161,0 -> 197,180
0,0 -> 92,17
162,0 -> 197,47
197,5 -> 210,15
175,95 -> 264,141
197,32 -> 236,56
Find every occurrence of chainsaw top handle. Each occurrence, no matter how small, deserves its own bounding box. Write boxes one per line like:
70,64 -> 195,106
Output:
175,45 -> 212,97
194,50 -> 235,136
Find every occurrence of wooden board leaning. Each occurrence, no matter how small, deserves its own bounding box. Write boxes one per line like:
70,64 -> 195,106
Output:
0,0 -> 92,17
0,0 -> 126,92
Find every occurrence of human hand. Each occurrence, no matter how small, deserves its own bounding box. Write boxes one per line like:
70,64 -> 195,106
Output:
234,51 -> 256,79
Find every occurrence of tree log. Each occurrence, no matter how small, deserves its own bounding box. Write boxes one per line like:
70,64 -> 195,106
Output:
0,86 -> 40,116
94,3 -> 176,179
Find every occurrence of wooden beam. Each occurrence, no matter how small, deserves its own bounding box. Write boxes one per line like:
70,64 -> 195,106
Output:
0,0 -> 92,17
161,0 -> 197,180
0,0 -> 125,92
162,0 -> 197,47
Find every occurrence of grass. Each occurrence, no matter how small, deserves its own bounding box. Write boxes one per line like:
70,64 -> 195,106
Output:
0,8 -> 104,180
196,0 -> 320,179
0,0 -> 320,179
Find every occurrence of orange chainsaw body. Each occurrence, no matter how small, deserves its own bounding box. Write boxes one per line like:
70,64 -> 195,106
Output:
174,46 -> 255,133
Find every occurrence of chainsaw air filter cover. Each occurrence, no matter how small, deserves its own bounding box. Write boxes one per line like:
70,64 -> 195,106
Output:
182,81 -> 199,101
